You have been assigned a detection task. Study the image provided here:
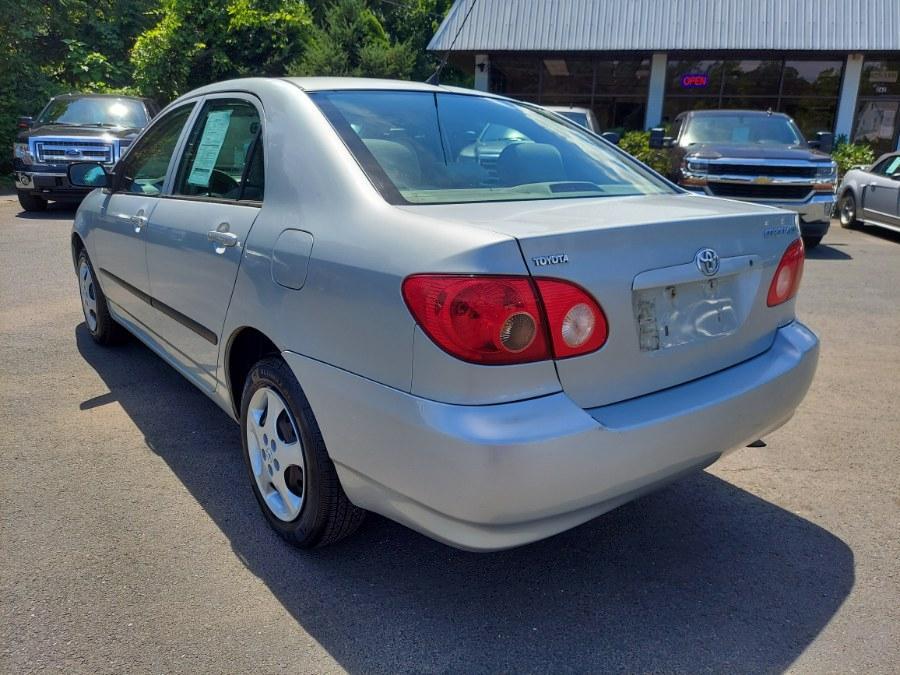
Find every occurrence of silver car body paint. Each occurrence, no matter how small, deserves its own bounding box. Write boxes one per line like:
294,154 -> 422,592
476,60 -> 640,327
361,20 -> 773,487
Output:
73,77 -> 819,551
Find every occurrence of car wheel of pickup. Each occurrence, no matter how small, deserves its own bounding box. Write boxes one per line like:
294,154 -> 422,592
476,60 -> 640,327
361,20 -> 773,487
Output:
240,357 -> 365,548
802,235 -> 822,250
17,190 -> 47,212
76,249 -> 128,345
839,192 -> 859,229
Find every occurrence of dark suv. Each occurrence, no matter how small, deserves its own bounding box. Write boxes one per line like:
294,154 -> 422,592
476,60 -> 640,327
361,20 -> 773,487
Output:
650,110 -> 837,248
14,93 -> 158,211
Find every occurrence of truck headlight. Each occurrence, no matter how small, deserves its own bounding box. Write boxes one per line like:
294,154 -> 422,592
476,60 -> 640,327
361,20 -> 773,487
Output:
815,163 -> 837,180
685,159 -> 709,174
13,143 -> 33,165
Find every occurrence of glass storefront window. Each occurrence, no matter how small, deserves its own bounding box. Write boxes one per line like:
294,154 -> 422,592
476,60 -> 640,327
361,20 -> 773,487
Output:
860,59 -> 900,96
665,60 -> 724,95
540,58 -> 593,96
778,99 -> 838,137
490,55 -> 539,96
722,61 -> 782,96
595,60 -> 651,96
781,61 -> 843,96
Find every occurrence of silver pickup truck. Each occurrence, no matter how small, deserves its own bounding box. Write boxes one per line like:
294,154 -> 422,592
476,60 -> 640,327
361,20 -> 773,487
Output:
651,110 -> 837,248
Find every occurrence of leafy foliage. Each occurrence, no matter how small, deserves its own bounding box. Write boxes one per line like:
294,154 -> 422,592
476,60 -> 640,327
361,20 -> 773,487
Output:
832,136 -> 877,178
618,131 -> 670,174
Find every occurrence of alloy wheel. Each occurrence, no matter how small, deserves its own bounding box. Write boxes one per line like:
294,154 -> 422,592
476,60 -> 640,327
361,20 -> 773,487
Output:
246,386 -> 306,521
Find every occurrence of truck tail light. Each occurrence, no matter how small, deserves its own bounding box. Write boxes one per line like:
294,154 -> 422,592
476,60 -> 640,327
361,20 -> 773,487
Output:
402,275 -> 608,365
767,238 -> 805,307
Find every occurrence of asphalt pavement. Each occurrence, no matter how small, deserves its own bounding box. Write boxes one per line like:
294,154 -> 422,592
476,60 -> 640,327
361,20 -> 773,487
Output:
1,197 -> 898,674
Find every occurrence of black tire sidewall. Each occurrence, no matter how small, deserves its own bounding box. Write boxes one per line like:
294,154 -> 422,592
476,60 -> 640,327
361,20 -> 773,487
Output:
239,358 -> 330,547
839,192 -> 857,228
17,190 -> 47,212
77,249 -> 108,340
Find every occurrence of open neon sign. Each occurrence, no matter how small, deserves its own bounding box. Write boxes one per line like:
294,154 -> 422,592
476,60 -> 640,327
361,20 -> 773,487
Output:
681,74 -> 709,88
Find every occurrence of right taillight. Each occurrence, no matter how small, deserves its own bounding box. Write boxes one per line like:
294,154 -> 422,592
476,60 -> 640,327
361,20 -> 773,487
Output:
767,238 -> 805,307
402,274 -> 608,365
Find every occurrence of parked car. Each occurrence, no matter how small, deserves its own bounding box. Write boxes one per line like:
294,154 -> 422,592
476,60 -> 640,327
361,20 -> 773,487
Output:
649,110 -> 838,249
545,105 -> 600,133
69,78 -> 818,551
836,152 -> 900,233
14,93 -> 158,212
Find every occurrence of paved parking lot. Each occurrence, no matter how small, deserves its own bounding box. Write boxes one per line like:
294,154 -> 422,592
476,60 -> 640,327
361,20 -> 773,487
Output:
1,198 -> 898,674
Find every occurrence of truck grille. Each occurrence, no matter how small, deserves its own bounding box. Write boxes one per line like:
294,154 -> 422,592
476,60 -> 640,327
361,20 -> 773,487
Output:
34,139 -> 114,164
708,183 -> 813,201
707,163 -> 817,178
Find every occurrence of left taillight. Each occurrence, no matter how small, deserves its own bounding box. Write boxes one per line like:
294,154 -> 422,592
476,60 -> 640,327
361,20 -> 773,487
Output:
767,238 -> 805,307
401,274 -> 607,365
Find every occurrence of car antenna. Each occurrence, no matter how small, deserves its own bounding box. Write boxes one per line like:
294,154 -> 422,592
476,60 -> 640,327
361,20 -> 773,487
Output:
426,0 -> 479,86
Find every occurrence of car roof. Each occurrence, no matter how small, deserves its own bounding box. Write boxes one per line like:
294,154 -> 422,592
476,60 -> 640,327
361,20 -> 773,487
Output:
52,93 -> 152,102
686,109 -> 791,118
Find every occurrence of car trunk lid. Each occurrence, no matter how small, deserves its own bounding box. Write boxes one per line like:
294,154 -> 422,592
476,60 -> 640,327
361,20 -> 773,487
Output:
399,193 -> 800,409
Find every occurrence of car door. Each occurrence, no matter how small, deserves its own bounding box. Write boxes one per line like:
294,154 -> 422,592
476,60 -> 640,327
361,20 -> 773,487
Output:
143,95 -> 265,389
862,155 -> 900,226
91,103 -> 196,327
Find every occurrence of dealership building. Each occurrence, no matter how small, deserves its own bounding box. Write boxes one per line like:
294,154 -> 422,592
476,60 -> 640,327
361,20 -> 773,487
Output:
429,0 -> 900,155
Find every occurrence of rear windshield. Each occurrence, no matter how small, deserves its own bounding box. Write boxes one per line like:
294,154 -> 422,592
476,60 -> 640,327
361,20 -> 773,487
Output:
37,97 -> 148,129
683,114 -> 805,146
311,91 -> 674,205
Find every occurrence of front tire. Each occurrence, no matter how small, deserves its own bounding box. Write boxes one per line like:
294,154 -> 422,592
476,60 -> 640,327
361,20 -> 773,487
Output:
17,190 -> 47,212
77,249 -> 128,345
240,357 -> 365,548
838,192 -> 859,229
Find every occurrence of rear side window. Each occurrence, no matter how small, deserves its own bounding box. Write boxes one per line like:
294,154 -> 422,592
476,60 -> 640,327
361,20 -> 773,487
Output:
174,99 -> 264,202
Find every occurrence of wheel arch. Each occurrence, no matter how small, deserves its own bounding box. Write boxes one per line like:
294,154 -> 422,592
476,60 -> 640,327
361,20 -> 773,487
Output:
225,326 -> 282,417
71,232 -> 86,268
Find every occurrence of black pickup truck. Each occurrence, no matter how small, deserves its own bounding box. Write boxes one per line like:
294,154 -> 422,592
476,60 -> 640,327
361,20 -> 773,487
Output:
13,93 -> 158,211
650,110 -> 838,248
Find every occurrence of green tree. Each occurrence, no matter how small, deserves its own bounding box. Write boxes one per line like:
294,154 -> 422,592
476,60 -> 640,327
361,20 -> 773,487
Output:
288,0 -> 415,79
131,0 -> 314,102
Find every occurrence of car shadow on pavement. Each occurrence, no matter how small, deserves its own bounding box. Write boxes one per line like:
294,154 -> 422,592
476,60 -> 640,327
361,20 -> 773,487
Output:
13,201 -> 79,219
76,325 -> 854,674
806,244 -> 852,261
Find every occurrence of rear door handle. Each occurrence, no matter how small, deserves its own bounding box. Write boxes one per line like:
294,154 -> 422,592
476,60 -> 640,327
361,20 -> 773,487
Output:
207,229 -> 238,247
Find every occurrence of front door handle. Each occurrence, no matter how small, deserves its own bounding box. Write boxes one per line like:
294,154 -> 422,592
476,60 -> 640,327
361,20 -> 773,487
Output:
207,229 -> 238,248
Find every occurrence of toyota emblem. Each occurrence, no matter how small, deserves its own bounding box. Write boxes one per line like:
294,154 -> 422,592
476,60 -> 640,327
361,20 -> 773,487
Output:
695,248 -> 720,276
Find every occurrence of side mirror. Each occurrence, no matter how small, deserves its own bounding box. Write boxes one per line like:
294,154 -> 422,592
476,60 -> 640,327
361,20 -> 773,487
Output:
17,116 -> 33,130
600,131 -> 620,145
649,127 -> 665,149
68,162 -> 111,189
815,131 -> 834,153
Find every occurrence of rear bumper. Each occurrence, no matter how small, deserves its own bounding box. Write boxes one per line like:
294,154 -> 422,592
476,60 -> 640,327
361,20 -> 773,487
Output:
284,321 -> 819,551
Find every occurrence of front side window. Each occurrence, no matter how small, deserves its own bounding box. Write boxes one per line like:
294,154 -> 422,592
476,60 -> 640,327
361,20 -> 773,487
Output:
873,155 -> 900,177
118,104 -> 194,195
173,99 -> 263,202
38,97 -> 148,129
682,114 -> 805,147
312,91 -> 674,205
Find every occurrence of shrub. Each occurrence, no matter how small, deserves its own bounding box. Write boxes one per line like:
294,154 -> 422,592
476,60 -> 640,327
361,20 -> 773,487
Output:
618,131 -> 670,175
832,137 -> 876,178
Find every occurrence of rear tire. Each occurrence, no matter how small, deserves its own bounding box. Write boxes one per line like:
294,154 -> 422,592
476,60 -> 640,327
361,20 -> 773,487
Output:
240,357 -> 365,548
17,190 -> 47,212
76,249 -> 128,345
802,235 -> 822,250
838,192 -> 859,229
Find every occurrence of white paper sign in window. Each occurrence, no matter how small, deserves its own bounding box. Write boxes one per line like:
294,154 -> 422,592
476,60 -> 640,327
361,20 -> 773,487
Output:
187,110 -> 232,187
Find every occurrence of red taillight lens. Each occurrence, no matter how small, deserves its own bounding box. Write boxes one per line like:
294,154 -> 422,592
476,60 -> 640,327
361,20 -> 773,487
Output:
402,275 -> 549,364
534,278 -> 608,358
767,238 -> 805,307
402,275 -> 608,364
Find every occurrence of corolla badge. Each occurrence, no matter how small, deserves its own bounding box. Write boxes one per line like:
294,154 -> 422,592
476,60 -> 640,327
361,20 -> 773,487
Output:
695,248 -> 720,276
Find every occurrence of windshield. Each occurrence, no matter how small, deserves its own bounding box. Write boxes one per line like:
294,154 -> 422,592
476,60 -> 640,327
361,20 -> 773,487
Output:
37,97 -> 148,128
311,91 -> 674,205
682,114 -> 805,146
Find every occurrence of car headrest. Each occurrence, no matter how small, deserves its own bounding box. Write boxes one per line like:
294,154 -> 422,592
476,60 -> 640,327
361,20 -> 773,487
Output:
362,139 -> 421,188
496,142 -> 566,186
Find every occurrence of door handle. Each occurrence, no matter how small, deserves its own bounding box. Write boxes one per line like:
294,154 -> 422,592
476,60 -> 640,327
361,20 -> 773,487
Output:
130,215 -> 148,232
207,229 -> 238,248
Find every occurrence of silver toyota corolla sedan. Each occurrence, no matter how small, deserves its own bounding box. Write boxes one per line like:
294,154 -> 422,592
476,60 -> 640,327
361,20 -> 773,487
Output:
68,78 -> 819,551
